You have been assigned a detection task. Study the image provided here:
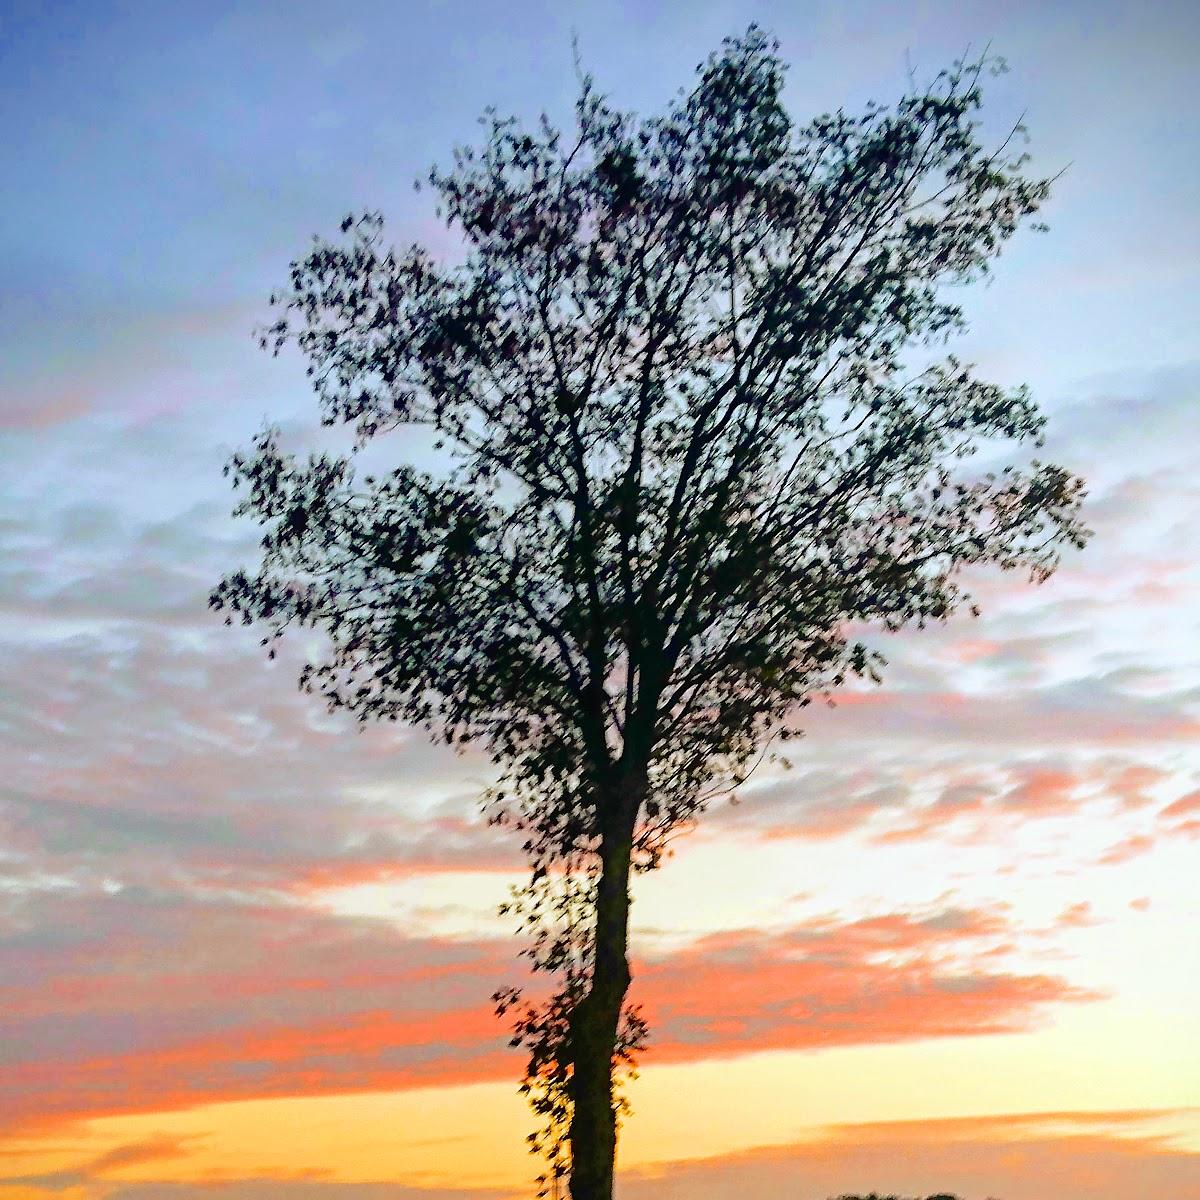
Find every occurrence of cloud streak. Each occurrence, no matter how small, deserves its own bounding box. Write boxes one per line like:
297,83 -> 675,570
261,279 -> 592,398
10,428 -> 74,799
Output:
0,884 -> 1094,1135
620,1109 -> 1200,1200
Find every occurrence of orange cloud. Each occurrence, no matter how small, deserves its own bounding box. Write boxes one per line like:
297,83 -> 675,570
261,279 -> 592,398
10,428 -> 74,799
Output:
631,907 -> 1095,1067
6,1005 -> 513,1131
1162,790 -> 1200,820
1055,900 -> 1096,928
1161,789 -> 1200,839
1108,763 -> 1168,808
1002,767 -> 1079,812
1,894 -> 1094,1138
1098,832 -> 1156,865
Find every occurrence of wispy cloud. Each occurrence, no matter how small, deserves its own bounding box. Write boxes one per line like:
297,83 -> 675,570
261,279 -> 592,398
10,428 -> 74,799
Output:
620,1109 -> 1200,1200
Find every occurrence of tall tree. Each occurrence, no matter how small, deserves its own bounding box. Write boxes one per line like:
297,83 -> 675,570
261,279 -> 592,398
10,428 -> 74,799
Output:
212,28 -> 1088,1200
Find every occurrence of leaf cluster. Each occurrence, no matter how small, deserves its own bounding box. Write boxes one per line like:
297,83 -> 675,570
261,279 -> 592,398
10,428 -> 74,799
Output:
214,28 -> 1085,868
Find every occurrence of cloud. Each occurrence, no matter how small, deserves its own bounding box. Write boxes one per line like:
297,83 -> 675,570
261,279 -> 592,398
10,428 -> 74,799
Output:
0,1170 -> 508,1200
1054,901 -> 1095,928
0,885 -> 520,1131
1097,832 -> 1156,866
798,677 -> 1200,751
706,768 -> 910,841
0,438 -> 527,910
632,905 -> 1097,1067
1160,788 -> 1200,842
712,755 -> 1190,856
1,1134 -> 198,1195
0,301 -> 267,433
0,888 -> 1093,1135
1162,790 -> 1200,821
619,1109 -> 1200,1200
102,1187 -> 507,1200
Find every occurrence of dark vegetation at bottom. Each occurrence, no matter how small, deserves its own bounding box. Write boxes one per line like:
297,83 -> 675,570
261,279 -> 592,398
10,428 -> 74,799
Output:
829,1194 -> 965,1200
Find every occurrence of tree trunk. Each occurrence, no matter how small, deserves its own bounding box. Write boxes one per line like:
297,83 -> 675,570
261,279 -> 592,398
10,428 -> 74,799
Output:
567,796 -> 638,1200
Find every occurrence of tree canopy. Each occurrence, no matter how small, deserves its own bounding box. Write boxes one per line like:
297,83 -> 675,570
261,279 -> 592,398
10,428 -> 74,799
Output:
213,26 -> 1087,1200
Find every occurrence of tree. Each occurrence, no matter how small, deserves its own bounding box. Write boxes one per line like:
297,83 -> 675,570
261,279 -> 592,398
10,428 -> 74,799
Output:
212,27 -> 1088,1200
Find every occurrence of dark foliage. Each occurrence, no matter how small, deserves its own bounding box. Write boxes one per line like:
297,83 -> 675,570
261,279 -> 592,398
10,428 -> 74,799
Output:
830,1194 -> 966,1200
213,25 -> 1087,1200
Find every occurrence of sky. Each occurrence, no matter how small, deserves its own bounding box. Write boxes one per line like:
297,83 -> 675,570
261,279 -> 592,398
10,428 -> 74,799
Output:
1,1 -> 1198,1197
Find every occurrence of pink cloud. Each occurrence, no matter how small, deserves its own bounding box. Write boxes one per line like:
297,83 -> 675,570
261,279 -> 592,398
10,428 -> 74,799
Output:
631,905 -> 1096,1068
619,1109 -> 1200,1200
1098,833 -> 1156,865
800,682 -> 1200,749
1055,900 -> 1096,928
1106,763 -> 1168,809
1002,767 -> 1079,813
1162,789 -> 1200,821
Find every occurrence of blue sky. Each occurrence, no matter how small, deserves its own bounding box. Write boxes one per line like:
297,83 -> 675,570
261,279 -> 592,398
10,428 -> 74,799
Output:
4,0 -> 1198,404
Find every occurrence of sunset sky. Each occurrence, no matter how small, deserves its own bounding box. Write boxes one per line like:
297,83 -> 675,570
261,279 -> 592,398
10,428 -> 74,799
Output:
2,2 -> 1198,1198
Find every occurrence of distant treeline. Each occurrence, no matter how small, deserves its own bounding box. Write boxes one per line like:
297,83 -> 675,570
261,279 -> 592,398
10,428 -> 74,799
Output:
830,1194 -> 965,1200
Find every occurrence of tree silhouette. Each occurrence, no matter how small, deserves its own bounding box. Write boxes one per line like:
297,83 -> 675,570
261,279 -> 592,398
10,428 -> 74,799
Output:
212,27 -> 1087,1200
